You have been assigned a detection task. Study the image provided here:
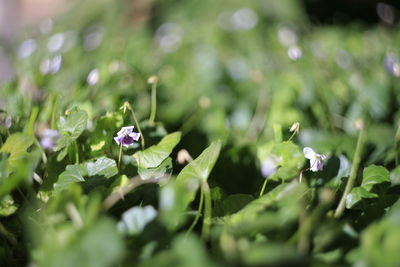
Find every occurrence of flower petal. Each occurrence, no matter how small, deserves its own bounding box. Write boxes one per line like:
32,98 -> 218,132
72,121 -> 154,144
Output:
303,147 -> 316,159
114,136 -> 122,145
117,125 -> 135,135
309,157 -> 318,172
129,132 -> 141,141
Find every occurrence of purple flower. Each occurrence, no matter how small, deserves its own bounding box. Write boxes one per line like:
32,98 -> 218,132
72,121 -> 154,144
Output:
5,116 -> 12,129
40,129 -> 60,150
303,147 -> 326,172
114,126 -> 140,148
261,156 -> 278,178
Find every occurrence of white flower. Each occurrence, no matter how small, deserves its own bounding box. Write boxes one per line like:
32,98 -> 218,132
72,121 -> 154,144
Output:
261,156 -> 278,178
303,147 -> 326,172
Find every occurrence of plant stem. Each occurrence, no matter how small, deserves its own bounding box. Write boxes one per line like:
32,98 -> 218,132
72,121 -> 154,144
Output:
259,179 -> 268,197
149,80 -> 158,125
102,176 -> 161,210
128,105 -> 145,149
118,144 -> 123,170
288,131 -> 297,141
25,106 -> 39,135
180,109 -> 203,136
201,181 -> 212,240
50,94 -> 59,129
395,122 -> 400,165
334,125 -> 365,218
187,184 -> 205,234
74,141 -> 80,164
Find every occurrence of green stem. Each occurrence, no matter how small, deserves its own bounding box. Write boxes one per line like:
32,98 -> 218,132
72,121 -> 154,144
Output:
201,181 -> 212,240
187,184 -> 204,234
180,109 -> 203,135
395,122 -> 400,166
149,80 -> 158,125
118,144 -> 123,170
25,106 -> 39,135
128,105 -> 145,149
334,125 -> 365,218
74,141 -> 80,164
50,94 -> 59,129
288,131 -> 297,141
259,179 -> 268,197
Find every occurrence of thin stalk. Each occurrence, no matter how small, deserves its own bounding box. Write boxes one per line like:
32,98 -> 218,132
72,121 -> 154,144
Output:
50,95 -> 59,129
74,141 -> 80,164
288,131 -> 297,141
187,184 -> 205,234
180,109 -> 203,136
149,80 -> 158,125
334,125 -> 365,218
102,175 -> 161,210
25,106 -> 39,135
395,122 -> 400,165
118,144 -> 123,170
259,179 -> 268,197
128,105 -> 145,149
201,181 -> 212,240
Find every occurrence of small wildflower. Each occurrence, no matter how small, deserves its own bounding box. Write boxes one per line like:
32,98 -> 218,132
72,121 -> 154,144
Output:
87,68 -> 99,86
198,96 -> 211,109
147,75 -> 159,84
355,119 -> 364,131
303,147 -> 326,172
289,122 -> 300,134
114,126 -> 140,148
176,149 -> 193,164
119,101 -> 130,114
40,129 -> 60,150
261,156 -> 278,178
5,116 -> 12,129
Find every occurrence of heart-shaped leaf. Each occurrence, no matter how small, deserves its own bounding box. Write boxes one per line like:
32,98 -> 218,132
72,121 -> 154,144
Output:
134,132 -> 181,168
55,107 -> 88,161
138,157 -> 173,181
361,165 -> 390,191
54,157 -> 118,192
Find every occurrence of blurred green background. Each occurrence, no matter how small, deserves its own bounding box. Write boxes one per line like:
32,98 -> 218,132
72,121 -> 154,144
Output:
2,0 -> 400,266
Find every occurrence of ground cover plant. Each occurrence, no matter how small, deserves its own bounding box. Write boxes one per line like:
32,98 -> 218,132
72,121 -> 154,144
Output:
1,0 -> 400,266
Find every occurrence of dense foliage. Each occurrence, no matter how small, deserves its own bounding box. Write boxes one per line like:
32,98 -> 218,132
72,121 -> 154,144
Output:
1,0 -> 400,266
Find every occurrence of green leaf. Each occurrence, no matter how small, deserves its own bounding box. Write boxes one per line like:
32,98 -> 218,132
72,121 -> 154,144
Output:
362,165 -> 390,191
34,217 -> 123,267
134,132 -> 181,168
58,107 -> 88,139
176,140 -> 222,183
117,205 -> 158,235
226,182 -> 307,234
55,107 -> 88,161
83,157 -> 118,178
138,157 -> 173,180
258,141 -> 304,181
0,150 -> 40,198
160,141 -> 222,230
241,243 -> 301,266
360,202 -> 400,266
54,157 -> 118,192
390,166 -> 400,185
54,165 -> 85,192
273,142 -> 304,180
214,194 -> 255,216
0,133 -> 35,168
0,194 -> 18,216
346,187 -> 378,209
89,112 -> 123,153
